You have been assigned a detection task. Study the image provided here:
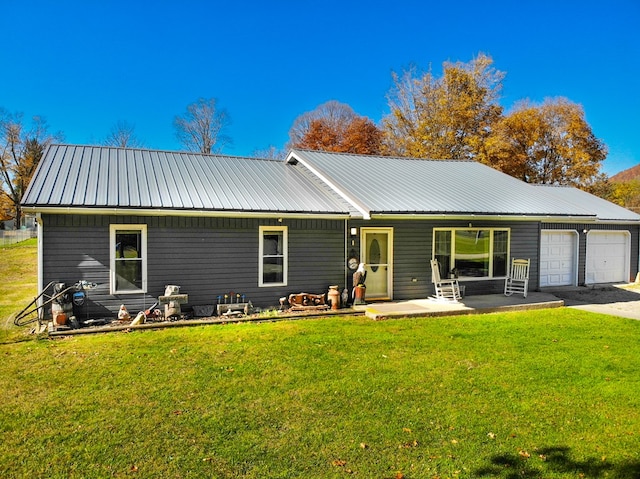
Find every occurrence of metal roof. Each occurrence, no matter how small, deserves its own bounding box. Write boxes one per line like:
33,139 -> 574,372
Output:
21,145 -> 355,216
532,184 -> 640,221
23,145 -> 639,223
288,149 -> 636,221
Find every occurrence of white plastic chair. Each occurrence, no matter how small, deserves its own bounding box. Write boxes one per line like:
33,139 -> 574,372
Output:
430,259 -> 461,302
504,258 -> 530,298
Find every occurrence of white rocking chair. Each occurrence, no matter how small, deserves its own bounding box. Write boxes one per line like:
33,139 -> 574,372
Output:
504,258 -> 530,298
430,259 -> 461,302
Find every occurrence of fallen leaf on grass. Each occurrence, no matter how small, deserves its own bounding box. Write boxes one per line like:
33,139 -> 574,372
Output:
519,450 -> 531,458
332,459 -> 347,467
360,442 -> 368,449
130,465 -> 138,472
173,410 -> 183,415
399,439 -> 418,448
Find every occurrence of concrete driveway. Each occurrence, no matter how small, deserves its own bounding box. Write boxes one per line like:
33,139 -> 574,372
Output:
546,284 -> 640,321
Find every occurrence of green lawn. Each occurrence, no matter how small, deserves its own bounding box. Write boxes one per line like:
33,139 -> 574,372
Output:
0,238 -> 37,341
2,239 -> 639,478
2,310 -> 639,478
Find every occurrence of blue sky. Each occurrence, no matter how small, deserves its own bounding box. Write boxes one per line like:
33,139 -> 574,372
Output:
3,0 -> 638,175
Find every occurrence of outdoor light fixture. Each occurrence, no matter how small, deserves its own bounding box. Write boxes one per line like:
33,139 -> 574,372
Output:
350,227 -> 358,236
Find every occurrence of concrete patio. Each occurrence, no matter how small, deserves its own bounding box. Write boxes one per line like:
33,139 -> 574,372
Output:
360,292 -> 564,320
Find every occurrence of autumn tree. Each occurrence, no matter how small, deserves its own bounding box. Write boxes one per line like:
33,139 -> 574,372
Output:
0,188 -> 14,226
288,100 -> 382,155
174,98 -> 231,154
104,120 -> 143,148
383,53 -> 504,160
288,101 -> 356,146
0,110 -> 63,228
485,98 -> 607,191
608,180 -> 640,211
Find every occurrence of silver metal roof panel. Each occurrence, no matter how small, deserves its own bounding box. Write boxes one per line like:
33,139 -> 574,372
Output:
22,145 -> 355,216
288,149 -> 614,219
532,184 -> 640,221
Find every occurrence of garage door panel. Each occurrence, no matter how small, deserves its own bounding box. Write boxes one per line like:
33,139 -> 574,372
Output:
586,231 -> 629,284
540,231 -> 576,287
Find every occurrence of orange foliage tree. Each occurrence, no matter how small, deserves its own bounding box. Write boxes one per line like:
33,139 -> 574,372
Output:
383,53 -> 504,160
288,101 -> 382,155
485,98 -> 607,191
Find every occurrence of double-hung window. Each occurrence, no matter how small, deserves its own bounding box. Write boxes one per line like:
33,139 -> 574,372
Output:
110,224 -> 147,294
259,226 -> 287,287
433,228 -> 509,279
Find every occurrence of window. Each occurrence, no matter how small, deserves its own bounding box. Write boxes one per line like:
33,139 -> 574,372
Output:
110,224 -> 147,293
433,228 -> 509,279
259,226 -> 287,287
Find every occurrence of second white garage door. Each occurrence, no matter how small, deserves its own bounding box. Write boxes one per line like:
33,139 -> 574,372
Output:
540,231 -> 577,287
585,231 -> 630,284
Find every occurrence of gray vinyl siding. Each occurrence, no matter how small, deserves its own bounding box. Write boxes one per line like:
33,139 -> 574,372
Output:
41,214 -> 346,317
40,212 -> 640,321
541,223 -> 639,285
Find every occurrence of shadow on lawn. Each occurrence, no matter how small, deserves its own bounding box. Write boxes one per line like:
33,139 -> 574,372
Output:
474,446 -> 640,478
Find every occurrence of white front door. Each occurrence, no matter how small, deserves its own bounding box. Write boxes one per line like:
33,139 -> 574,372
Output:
361,228 -> 393,300
540,231 -> 577,287
585,231 -> 630,284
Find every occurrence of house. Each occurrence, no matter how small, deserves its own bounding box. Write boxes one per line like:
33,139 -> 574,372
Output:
21,144 -> 640,317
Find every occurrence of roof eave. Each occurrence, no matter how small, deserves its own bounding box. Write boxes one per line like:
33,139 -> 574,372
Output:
369,212 -> 601,222
21,205 -> 355,220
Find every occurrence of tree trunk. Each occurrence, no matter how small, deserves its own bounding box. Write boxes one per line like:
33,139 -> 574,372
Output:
14,204 -> 22,230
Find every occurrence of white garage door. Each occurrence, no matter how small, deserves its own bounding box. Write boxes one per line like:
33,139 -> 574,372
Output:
540,231 -> 577,287
585,231 -> 630,284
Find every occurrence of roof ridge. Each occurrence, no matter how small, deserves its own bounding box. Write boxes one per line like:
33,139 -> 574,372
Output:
531,183 -> 573,189
48,144 -> 282,163
291,148 -> 475,163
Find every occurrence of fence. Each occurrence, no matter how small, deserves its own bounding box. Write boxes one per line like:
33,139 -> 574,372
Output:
0,228 -> 37,246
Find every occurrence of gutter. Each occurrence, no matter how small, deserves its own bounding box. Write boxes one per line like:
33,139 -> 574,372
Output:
369,213 -> 602,223
21,206 -> 357,221
23,206 -> 640,225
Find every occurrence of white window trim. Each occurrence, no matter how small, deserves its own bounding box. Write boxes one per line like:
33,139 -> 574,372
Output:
432,227 -> 510,280
259,225 -> 288,287
109,224 -> 148,294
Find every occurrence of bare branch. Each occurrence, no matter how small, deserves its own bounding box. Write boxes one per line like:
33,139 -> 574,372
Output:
173,98 -> 232,154
104,120 -> 144,148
